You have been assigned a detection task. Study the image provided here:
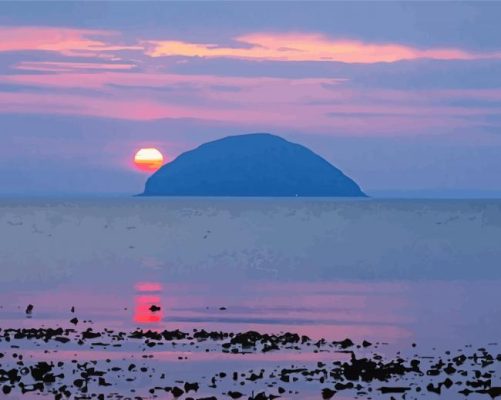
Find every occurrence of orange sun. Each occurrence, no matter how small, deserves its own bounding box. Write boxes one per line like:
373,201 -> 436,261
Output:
134,148 -> 164,172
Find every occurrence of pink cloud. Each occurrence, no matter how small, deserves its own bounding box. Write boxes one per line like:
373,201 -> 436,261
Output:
15,61 -> 137,72
1,61 -> 500,136
0,87 -> 488,137
0,70 -> 345,92
3,26 -> 499,65
145,33 -> 501,63
0,26 -> 141,57
0,90 -> 303,124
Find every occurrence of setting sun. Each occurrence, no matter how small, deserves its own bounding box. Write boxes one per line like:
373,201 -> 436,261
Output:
133,148 -> 164,172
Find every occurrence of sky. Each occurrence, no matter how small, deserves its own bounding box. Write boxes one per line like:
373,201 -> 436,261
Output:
1,1 -> 501,196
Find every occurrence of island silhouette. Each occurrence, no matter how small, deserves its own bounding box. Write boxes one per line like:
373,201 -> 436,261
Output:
142,133 -> 366,197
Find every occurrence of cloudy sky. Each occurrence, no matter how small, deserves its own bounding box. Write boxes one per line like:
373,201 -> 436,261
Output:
1,1 -> 501,196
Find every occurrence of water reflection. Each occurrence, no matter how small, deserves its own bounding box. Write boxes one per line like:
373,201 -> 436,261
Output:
1,279 -> 499,347
126,279 -> 412,342
134,281 -> 163,324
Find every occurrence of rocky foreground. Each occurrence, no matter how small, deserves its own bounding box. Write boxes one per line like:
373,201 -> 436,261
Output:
1,324 -> 500,399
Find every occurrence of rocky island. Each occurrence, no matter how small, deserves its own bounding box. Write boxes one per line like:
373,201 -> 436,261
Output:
142,133 -> 366,197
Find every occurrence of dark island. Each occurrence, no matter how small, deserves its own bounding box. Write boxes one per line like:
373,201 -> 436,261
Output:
142,133 -> 366,197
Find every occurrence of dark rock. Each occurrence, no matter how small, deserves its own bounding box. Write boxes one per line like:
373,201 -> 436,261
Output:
171,386 -> 184,397
335,338 -> 355,349
322,388 -> 336,399
378,386 -> 411,393
184,381 -> 199,392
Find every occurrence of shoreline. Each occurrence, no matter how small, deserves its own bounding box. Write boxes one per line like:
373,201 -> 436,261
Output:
1,324 -> 500,399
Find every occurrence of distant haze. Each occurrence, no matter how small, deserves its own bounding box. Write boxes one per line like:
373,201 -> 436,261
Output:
1,2 -> 501,196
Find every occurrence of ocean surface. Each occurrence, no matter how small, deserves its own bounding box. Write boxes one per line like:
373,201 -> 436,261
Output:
0,198 -> 500,399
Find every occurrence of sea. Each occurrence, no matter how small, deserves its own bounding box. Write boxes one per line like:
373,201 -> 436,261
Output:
0,198 -> 500,399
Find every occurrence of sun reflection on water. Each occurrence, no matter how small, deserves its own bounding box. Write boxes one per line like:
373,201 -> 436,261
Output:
134,281 -> 163,324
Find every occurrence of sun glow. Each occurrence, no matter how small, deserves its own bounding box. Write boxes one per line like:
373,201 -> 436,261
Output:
134,148 -> 164,172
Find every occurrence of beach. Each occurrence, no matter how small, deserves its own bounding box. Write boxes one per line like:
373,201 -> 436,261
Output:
1,198 -> 500,399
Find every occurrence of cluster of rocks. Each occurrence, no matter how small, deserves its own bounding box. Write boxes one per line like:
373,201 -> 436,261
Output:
0,326 -> 370,354
1,325 -> 500,399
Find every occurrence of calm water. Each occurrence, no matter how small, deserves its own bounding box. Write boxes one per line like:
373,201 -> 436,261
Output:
1,198 -> 500,398
1,279 -> 500,347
